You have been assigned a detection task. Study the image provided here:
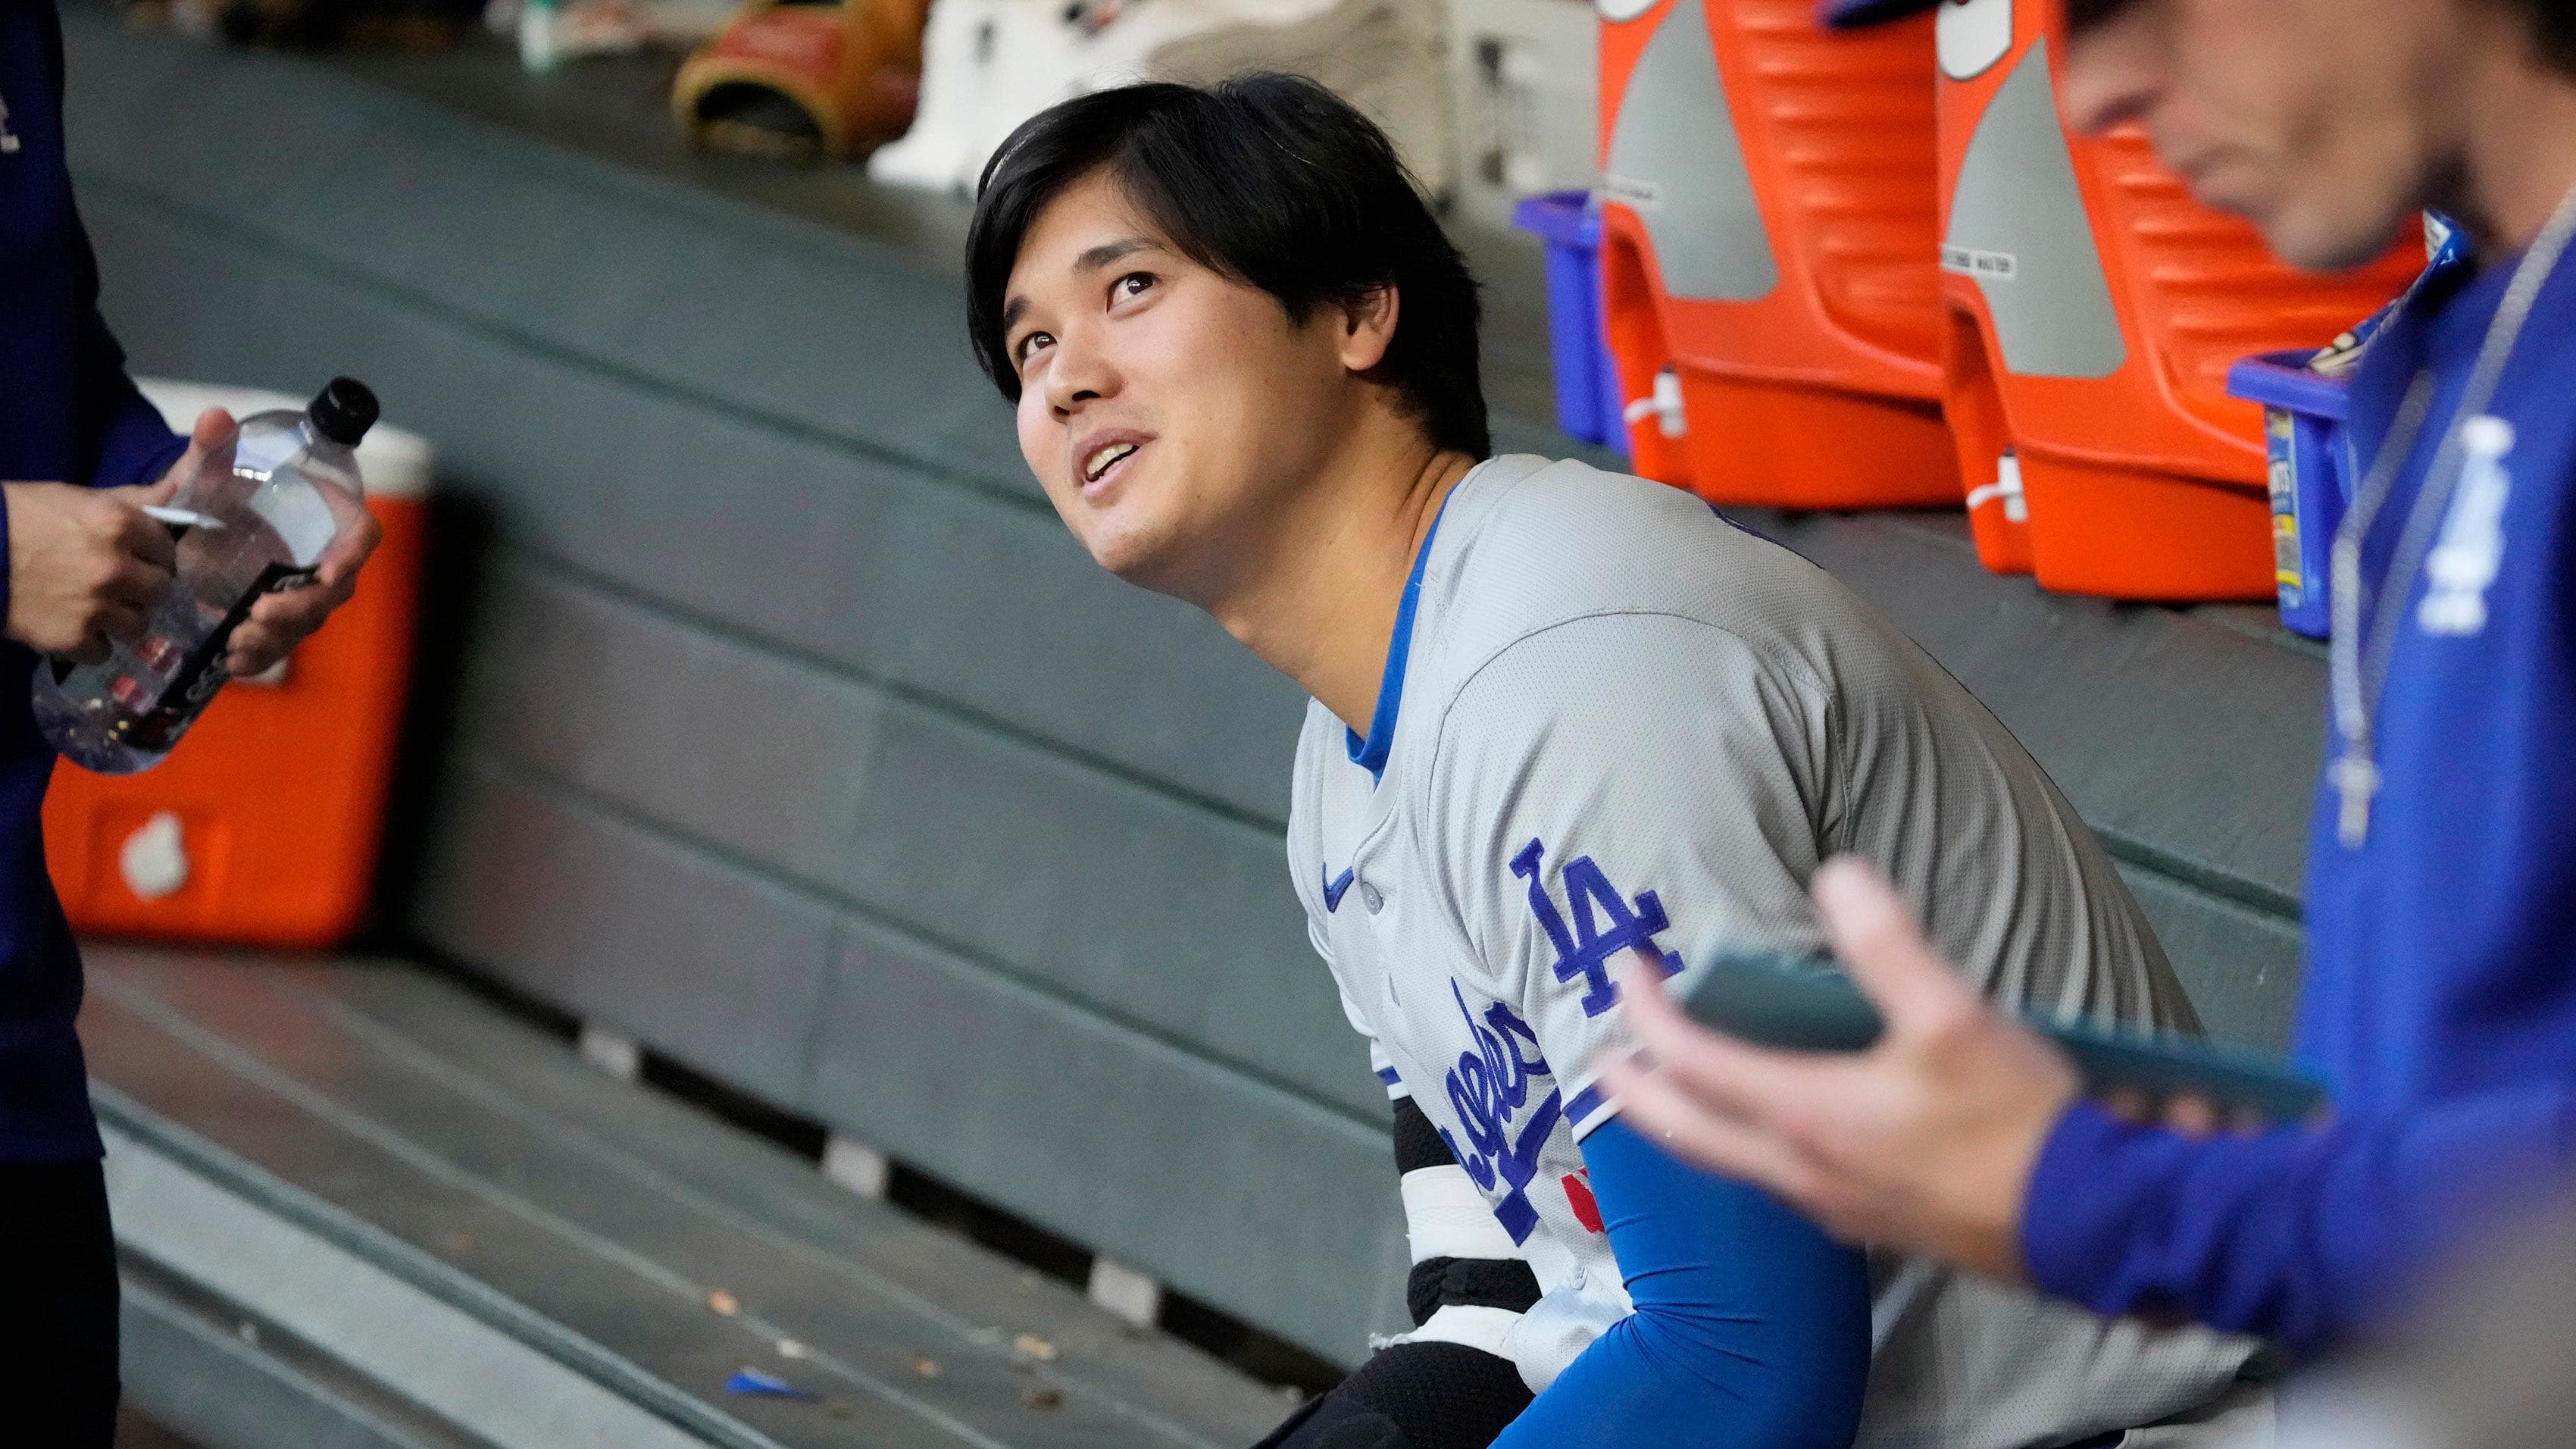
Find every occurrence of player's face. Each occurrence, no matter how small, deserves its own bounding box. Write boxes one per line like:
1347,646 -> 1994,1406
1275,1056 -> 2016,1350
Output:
2059,0 -> 2471,269
1002,171 -> 1362,599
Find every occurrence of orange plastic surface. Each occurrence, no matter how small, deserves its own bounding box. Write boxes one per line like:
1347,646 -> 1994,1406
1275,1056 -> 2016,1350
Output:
1599,0 -> 1956,508
42,494 -> 426,948
673,0 -> 930,161
1936,5 -> 2417,597
1600,229 -> 1696,489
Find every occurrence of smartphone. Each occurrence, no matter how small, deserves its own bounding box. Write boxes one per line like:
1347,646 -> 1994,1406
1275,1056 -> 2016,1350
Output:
1678,947 -> 2326,1125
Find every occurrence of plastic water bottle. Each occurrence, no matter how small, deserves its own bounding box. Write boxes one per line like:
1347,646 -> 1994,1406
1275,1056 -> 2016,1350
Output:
33,378 -> 379,775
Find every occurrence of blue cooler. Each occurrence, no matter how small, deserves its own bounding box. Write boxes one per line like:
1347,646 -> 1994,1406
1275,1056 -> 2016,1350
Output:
2226,353 -> 2350,638
2223,217 -> 2468,638
1512,191 -> 1628,456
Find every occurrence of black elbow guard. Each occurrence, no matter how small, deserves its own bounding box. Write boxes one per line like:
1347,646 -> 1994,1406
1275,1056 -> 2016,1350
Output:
1252,1341 -> 1533,1449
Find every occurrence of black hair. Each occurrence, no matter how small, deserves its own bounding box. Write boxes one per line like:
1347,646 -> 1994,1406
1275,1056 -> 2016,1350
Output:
2072,0 -> 2576,77
2521,0 -> 2576,74
964,74 -> 1491,461
2060,0 -> 2140,32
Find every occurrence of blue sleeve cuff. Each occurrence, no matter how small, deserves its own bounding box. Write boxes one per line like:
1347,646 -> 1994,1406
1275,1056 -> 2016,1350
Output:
2018,1100 -> 2283,1332
89,377 -> 185,491
2020,1100 -> 2154,1313
73,301 -> 185,491
1565,1080 -> 1614,1140
2024,1091 -> 2576,1353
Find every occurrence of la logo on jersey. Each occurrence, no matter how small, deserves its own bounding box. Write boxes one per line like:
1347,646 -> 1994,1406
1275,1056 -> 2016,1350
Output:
0,87 -> 20,155
1439,982 -> 1562,1244
1509,839 -> 1685,1018
2421,415 -> 2515,637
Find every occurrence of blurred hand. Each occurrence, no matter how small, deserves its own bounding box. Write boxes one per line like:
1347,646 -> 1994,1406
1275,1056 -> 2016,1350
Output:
4,407 -> 234,663
2,472 -> 180,663
1605,858 -> 2080,1282
2101,1088 -> 2270,1138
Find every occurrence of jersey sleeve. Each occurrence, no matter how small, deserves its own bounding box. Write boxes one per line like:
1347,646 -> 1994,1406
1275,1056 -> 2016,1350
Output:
1423,613 -> 1839,1138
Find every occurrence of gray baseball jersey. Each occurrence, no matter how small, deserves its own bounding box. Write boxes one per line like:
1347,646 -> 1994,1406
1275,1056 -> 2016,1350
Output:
1286,455 -> 2258,1447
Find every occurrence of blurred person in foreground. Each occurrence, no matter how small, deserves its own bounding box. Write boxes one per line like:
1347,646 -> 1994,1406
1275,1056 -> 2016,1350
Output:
2,2 -> 379,1440
965,73 -> 2264,1448
1612,0 -> 2576,1364
2256,1194 -> 2576,1449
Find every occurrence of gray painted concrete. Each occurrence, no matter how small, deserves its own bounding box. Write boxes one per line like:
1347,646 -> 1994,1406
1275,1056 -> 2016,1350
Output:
87,950 -> 1296,1447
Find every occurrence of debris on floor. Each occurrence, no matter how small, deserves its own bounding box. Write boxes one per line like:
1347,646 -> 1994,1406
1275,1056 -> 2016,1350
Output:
725,1367 -> 818,1400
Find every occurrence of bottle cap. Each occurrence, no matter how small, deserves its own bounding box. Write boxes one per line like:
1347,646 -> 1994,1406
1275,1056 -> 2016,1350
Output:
308,377 -> 380,446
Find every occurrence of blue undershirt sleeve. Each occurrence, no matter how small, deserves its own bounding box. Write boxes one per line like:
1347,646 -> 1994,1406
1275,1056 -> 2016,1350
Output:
2023,1089 -> 2576,1354
1491,1116 -> 1871,1449
73,308 -> 184,492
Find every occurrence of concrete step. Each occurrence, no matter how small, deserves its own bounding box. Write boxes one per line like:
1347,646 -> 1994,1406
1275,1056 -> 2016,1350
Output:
85,948 -> 1291,1449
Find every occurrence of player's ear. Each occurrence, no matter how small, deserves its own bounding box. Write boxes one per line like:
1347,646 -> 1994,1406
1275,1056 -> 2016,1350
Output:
1336,284 -> 1400,375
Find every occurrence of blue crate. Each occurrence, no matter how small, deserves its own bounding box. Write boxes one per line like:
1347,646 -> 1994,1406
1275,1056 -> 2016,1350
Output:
1512,192 -> 1629,456
2226,352 -> 2351,639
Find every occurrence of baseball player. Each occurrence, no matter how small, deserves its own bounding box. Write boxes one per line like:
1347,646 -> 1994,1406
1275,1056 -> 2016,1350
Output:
967,73 -> 2262,1447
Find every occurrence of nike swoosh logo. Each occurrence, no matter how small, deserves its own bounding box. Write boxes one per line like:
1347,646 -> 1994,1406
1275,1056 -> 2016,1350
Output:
1321,865 -> 1356,912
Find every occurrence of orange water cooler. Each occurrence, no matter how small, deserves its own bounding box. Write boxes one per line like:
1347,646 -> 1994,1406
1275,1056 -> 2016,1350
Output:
1597,0 -> 1953,508
42,380 -> 430,948
1932,0 -> 2416,596
1593,0 -> 1693,491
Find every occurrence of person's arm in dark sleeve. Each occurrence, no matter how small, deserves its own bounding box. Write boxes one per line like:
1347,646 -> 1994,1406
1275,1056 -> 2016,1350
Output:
73,311 -> 183,491
0,11 -> 186,651
54,27 -> 182,496
2023,1087 -> 2576,1354
1490,1116 -> 1871,1449
69,264 -> 184,492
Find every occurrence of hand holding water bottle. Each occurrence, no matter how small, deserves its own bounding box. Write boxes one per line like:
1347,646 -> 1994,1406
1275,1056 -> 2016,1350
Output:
1,470 -> 180,664
30,379 -> 385,774
205,405 -> 382,682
